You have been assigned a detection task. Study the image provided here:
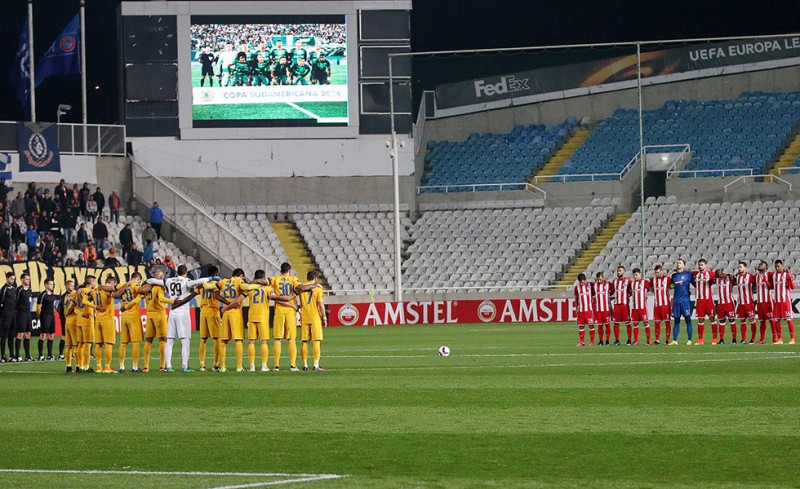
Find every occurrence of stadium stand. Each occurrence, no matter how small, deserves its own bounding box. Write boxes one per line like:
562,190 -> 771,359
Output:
403,201 -> 615,292
109,213 -> 200,269
292,205 -> 412,293
584,197 -> 800,279
559,92 -> 800,180
420,118 -> 578,192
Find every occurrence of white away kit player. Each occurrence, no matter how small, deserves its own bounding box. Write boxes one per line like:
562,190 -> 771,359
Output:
148,266 -> 209,372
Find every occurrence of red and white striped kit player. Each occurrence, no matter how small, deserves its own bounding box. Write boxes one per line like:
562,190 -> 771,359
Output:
755,266 -> 775,344
611,267 -> 632,345
771,261 -> 795,344
692,261 -> 717,345
735,263 -> 757,343
630,271 -> 652,345
651,266 -> 672,345
574,275 -> 595,347
714,271 -> 735,344
593,275 -> 612,345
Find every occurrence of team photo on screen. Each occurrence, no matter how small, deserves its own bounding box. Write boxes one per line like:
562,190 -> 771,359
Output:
189,19 -> 348,127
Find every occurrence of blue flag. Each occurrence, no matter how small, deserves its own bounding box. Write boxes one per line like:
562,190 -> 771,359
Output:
35,13 -> 81,87
10,21 -> 32,121
16,122 -> 61,173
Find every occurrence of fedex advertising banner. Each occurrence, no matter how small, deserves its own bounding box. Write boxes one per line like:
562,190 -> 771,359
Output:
329,293 -> 800,326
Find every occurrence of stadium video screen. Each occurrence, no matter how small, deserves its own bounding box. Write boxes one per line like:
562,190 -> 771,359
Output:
190,15 -> 348,128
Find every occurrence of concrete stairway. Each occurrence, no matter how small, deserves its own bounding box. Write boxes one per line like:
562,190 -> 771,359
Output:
556,213 -> 632,286
769,131 -> 800,176
271,222 -> 325,285
533,129 -> 590,180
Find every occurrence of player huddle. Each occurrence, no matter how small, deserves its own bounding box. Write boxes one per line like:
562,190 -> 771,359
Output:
55,261 -> 326,374
574,258 -> 796,346
197,40 -> 333,88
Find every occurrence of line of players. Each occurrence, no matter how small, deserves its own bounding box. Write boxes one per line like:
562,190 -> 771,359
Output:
197,40 -> 333,87
55,261 -> 327,374
574,258 -> 796,346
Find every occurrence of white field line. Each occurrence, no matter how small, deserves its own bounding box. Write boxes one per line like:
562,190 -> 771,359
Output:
285,102 -> 321,120
0,469 -> 346,488
333,354 -> 800,372
324,350 -> 798,359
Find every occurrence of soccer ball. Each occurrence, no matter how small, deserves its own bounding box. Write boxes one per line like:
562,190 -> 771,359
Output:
438,346 -> 451,357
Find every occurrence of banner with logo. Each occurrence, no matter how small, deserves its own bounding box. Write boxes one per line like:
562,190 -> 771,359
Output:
329,293 -> 800,326
16,122 -> 60,172
435,35 -> 800,110
0,260 -> 147,295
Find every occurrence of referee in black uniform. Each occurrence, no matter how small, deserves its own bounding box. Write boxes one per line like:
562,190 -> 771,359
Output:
0,272 -> 17,362
37,278 -> 57,361
15,273 -> 33,362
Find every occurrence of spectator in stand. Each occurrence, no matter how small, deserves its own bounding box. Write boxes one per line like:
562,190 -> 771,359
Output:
127,243 -> 143,266
54,179 -> 68,207
119,223 -> 133,259
104,247 -> 120,267
30,247 -> 42,262
142,222 -> 157,246
69,183 -> 80,208
40,190 -> 56,215
15,240 -> 27,261
36,211 -> 50,236
74,254 -> 86,266
64,258 -> 75,266
93,217 -> 108,256
108,191 -> 120,224
55,233 -> 67,256
58,206 -> 76,246
85,197 -> 98,223
79,183 -> 91,218
12,217 -> 26,244
83,242 -> 98,266
93,187 -> 105,220
76,223 -> 89,249
143,239 -> 154,263
0,179 -> 9,204
149,202 -> 163,240
24,194 -> 39,217
0,228 -> 10,257
25,225 -> 38,259
10,193 -> 25,218
163,254 -> 176,271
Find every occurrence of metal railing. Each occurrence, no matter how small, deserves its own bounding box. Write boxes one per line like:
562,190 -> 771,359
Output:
0,121 -> 125,156
723,174 -> 793,193
532,172 -> 622,183
130,158 -> 281,273
668,168 -> 755,179
776,166 -> 800,175
416,182 -> 546,199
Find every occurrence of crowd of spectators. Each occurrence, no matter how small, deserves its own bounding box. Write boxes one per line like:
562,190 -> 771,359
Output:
0,180 -> 177,271
190,23 -> 346,52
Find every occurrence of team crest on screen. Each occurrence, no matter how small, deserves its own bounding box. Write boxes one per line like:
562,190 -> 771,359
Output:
338,304 -> 359,326
200,90 -> 215,103
477,300 -> 496,323
60,36 -> 77,52
23,131 -> 53,168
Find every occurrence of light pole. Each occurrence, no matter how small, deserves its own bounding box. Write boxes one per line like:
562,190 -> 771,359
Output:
57,104 -> 71,151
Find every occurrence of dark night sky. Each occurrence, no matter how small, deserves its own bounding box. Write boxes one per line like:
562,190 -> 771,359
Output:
0,0 -> 798,124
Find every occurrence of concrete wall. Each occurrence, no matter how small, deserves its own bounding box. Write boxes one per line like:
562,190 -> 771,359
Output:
424,65 -> 800,143
95,157 -> 132,208
666,174 -> 800,204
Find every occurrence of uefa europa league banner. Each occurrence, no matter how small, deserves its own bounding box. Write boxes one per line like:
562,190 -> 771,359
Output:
0,260 -> 148,295
435,36 -> 800,110
16,122 -> 61,172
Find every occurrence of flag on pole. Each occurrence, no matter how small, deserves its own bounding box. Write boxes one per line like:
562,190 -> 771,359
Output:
35,13 -> 81,87
10,20 -> 32,121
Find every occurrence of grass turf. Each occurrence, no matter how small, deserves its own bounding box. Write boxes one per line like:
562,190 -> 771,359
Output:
0,322 -> 798,488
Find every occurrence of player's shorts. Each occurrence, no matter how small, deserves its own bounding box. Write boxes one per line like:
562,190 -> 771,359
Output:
672,300 -> 692,319
313,74 -> 329,85
612,304 -> 630,323
78,318 -> 95,344
293,78 -> 309,85
39,314 -> 55,335
15,313 -> 31,334
576,310 -> 594,326
756,302 -> 773,321
167,314 -> 192,340
695,299 -> 716,318
631,308 -> 648,322
716,303 -> 735,321
736,303 -> 756,321
772,301 -> 792,320
145,314 -> 167,339
301,321 -> 324,341
0,313 -> 15,338
274,75 -> 288,85
252,75 -> 270,86
200,314 -> 220,339
593,311 -> 612,325
65,316 -> 79,346
120,316 -> 143,343
248,321 -> 269,341
201,65 -> 214,76
95,318 -> 116,344
273,311 -> 297,340
220,313 -> 244,341
653,305 -> 671,321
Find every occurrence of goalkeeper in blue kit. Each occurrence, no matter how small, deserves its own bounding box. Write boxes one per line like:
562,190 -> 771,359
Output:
670,258 -> 695,345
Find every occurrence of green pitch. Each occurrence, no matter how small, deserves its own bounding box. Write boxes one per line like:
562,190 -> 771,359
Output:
190,64 -> 348,121
1,323 -> 799,488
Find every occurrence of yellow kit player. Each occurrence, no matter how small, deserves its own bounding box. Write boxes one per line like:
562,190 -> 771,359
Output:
60,281 -> 78,373
208,269 -> 248,372
197,266 -> 226,372
74,276 -> 98,373
93,276 -> 133,373
299,271 -> 327,371
140,270 -> 174,373
118,272 -> 145,373
271,263 -> 301,371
